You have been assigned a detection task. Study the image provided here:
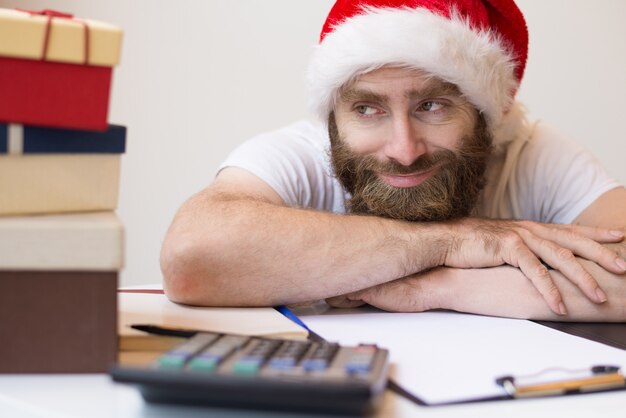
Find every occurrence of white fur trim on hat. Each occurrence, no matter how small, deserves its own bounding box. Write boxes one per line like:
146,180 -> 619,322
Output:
307,6 -> 520,137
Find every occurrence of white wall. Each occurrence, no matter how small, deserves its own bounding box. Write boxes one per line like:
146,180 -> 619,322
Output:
2,0 -> 624,287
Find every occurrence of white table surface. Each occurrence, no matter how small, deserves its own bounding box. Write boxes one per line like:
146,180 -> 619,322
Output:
1,373 -> 625,418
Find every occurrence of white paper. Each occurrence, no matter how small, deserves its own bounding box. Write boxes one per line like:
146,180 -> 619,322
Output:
301,310 -> 626,404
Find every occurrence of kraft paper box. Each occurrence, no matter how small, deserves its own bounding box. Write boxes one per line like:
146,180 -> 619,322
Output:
0,8 -> 123,130
0,123 -> 126,216
0,212 -> 124,373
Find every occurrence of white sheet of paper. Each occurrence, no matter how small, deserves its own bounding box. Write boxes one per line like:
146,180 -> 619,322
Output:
301,310 -> 626,404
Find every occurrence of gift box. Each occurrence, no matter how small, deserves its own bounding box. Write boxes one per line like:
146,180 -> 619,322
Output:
0,8 -> 123,130
0,212 -> 123,373
0,123 -> 126,216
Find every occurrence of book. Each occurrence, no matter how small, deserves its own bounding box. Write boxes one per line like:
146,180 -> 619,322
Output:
118,291 -> 309,352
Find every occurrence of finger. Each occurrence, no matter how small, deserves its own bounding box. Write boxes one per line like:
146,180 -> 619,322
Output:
505,243 -> 566,315
566,225 -> 624,243
523,234 -> 607,304
523,221 -> 624,244
544,231 -> 626,275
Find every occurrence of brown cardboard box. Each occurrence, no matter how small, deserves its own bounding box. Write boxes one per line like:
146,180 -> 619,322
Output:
0,271 -> 117,372
0,212 -> 123,372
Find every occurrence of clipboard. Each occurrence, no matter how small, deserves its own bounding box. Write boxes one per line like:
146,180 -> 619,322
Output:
298,309 -> 626,406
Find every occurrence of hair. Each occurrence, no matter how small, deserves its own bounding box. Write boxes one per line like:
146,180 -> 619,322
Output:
328,110 -> 493,222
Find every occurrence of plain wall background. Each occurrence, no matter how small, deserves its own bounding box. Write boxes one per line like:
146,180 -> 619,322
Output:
2,0 -> 625,287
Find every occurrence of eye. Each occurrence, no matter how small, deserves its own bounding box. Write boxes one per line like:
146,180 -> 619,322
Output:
418,101 -> 446,112
355,105 -> 381,116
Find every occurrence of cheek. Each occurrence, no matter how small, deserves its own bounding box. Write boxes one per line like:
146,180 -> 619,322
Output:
421,125 -> 467,150
424,109 -> 477,150
335,119 -> 387,155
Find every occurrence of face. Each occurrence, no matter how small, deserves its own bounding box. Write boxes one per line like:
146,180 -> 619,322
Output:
330,67 -> 492,222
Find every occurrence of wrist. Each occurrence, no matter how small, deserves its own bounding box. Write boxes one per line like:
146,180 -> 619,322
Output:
406,222 -> 454,271
424,267 -> 457,311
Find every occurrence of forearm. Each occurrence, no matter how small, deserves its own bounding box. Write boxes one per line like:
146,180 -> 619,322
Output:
433,262 -> 626,321
160,189 -> 446,306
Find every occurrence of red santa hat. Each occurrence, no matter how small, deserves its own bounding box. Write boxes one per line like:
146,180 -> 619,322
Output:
308,0 -> 529,137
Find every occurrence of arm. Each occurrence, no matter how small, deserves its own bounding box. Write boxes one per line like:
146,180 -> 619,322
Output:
339,187 -> 626,320
160,167 -> 448,306
574,186 -> 626,256
161,169 -> 624,309
344,264 -> 626,321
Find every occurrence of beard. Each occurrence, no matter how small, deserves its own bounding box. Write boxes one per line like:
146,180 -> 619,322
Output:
329,113 -> 493,222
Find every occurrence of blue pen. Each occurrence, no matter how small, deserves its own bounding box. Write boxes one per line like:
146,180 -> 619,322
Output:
274,305 -> 311,332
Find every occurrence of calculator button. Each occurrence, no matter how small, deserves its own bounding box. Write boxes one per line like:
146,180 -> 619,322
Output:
232,339 -> 281,375
268,340 -> 311,370
187,355 -> 220,372
344,362 -> 371,374
268,357 -> 297,369
157,333 -> 221,369
344,345 -> 377,374
304,342 -> 339,370
301,358 -> 329,372
233,359 -> 263,375
247,339 -> 281,357
157,353 -> 188,369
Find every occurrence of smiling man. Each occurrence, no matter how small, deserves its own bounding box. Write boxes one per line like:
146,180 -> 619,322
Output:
330,68 -> 489,222
161,0 -> 626,321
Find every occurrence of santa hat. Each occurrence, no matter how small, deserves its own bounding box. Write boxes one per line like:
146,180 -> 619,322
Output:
308,0 -> 529,139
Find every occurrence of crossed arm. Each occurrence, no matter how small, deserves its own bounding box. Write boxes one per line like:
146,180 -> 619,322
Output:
328,187 -> 626,321
161,167 -> 626,321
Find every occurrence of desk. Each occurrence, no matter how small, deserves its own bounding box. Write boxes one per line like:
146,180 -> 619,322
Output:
1,373 -> 625,418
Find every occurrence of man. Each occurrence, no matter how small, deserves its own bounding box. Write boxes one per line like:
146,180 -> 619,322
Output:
161,0 -> 626,321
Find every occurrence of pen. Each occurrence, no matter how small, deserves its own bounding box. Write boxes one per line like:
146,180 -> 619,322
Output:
496,365 -> 625,398
274,305 -> 311,332
130,324 -> 198,338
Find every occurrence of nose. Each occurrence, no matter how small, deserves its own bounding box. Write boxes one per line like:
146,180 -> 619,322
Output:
383,114 -> 427,166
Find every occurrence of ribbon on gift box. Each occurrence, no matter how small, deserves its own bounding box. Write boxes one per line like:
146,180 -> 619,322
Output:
0,124 -> 24,155
15,8 -> 90,65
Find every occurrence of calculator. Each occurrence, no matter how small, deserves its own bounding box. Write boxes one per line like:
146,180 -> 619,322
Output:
110,331 -> 390,415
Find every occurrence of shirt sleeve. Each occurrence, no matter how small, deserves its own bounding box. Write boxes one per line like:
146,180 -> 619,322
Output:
217,121 -> 345,212
514,123 -> 621,224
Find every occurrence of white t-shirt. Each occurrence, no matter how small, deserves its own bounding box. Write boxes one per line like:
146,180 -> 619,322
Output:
219,120 -> 620,224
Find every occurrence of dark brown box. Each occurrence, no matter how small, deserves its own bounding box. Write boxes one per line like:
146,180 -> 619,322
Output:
0,271 -> 117,373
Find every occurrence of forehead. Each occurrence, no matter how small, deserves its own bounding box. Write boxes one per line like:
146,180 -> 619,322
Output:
339,66 -> 461,101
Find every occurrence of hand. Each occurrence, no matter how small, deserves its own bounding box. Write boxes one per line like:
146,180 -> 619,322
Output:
346,265 -> 626,322
439,219 -> 626,315
325,294 -> 366,309
338,272 -> 438,313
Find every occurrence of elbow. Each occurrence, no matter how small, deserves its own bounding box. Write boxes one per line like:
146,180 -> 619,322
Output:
160,235 -> 202,305
160,233 -> 226,306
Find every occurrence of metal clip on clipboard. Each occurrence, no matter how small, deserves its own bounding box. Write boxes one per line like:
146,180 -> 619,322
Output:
496,365 -> 626,398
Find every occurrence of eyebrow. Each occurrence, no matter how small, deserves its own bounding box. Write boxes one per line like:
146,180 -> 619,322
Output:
339,80 -> 462,105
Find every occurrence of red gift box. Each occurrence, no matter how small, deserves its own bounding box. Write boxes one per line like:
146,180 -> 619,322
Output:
0,8 -> 122,131
0,56 -> 112,131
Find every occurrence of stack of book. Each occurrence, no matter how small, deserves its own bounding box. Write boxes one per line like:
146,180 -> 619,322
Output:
0,8 -> 124,372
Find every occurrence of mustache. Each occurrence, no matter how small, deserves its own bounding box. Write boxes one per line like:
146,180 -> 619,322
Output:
353,149 -> 456,176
